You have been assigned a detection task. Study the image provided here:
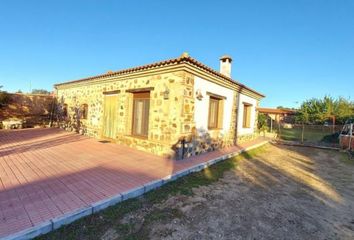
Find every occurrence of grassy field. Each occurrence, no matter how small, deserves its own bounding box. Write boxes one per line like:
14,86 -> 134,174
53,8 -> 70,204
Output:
278,127 -> 339,144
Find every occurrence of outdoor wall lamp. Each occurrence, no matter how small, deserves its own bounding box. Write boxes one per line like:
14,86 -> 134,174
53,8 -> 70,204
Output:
163,85 -> 170,100
196,89 -> 203,100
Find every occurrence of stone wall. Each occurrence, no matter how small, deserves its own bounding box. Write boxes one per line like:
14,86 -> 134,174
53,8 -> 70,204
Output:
55,71 -> 194,158
224,92 -> 238,146
236,132 -> 259,143
0,93 -> 54,127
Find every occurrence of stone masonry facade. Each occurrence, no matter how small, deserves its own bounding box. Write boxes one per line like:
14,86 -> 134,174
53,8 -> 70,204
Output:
56,71 -> 196,158
55,60 -> 262,159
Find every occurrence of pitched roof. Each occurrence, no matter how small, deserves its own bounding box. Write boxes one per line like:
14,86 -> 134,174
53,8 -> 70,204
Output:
54,53 -> 264,98
257,107 -> 297,114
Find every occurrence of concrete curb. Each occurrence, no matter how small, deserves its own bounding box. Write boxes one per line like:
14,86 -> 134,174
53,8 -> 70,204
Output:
121,186 -> 145,200
144,179 -> 163,192
52,206 -> 93,230
172,169 -> 191,179
2,140 -> 268,240
92,193 -> 123,213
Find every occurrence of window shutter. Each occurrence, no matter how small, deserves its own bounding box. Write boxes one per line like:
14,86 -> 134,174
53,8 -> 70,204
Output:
217,99 -> 224,129
143,99 -> 150,136
243,106 -> 247,128
126,94 -> 134,135
247,105 -> 251,128
208,98 -> 218,129
242,104 -> 252,128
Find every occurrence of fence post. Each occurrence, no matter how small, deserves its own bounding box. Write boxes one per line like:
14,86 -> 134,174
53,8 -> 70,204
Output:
349,123 -> 353,151
301,123 -> 304,144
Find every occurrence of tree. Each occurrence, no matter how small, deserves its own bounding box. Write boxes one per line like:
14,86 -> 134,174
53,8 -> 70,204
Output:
257,113 -> 269,135
0,86 -> 10,106
296,96 -> 354,124
32,89 -> 51,95
334,97 -> 354,123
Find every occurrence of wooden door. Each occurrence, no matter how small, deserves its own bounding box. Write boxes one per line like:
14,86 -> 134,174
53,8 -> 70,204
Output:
102,94 -> 118,139
132,92 -> 150,137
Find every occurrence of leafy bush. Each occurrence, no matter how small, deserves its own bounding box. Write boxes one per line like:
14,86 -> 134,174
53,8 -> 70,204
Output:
296,96 -> 354,124
257,113 -> 269,133
0,86 -> 10,106
321,132 -> 340,143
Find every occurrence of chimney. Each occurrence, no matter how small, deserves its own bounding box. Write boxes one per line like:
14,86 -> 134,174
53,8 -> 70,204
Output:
219,55 -> 232,78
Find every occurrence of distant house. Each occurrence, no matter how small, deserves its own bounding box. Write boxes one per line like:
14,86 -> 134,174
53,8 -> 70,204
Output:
257,107 -> 297,124
54,53 -> 264,158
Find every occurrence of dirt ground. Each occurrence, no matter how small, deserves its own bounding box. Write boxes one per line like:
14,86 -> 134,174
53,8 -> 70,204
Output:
104,144 -> 354,240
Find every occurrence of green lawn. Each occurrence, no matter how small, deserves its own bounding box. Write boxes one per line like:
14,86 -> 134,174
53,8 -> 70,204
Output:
278,127 -> 338,144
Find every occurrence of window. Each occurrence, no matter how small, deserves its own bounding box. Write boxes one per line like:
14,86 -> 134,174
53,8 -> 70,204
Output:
80,104 -> 88,119
242,103 -> 252,128
132,92 -> 150,137
208,97 -> 224,129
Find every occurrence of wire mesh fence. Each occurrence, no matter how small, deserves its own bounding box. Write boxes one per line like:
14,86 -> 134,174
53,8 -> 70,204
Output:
271,123 -> 343,147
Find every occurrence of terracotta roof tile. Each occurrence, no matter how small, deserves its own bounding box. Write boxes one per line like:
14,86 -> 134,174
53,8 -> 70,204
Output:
54,54 -> 264,98
257,107 -> 297,114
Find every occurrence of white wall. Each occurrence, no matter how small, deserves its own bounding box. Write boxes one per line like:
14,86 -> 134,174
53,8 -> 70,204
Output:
194,76 -> 234,136
237,93 -> 257,136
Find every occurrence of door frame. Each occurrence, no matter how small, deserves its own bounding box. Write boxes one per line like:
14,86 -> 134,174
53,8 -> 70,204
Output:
131,91 -> 150,138
101,92 -> 120,140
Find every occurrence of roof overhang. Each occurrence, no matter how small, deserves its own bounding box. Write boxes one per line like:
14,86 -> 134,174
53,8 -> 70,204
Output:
54,55 -> 265,100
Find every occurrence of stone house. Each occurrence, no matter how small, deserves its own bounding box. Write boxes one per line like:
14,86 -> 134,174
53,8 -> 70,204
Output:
54,53 -> 264,158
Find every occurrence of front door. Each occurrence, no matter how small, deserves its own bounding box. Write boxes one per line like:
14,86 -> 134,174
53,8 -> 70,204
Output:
102,94 -> 118,139
132,92 -> 150,137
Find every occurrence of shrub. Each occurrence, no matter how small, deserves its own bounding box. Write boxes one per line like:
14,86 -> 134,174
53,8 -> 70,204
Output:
321,132 -> 340,143
0,90 -> 10,106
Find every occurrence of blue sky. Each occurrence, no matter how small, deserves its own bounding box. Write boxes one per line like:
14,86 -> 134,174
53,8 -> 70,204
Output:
0,0 -> 353,108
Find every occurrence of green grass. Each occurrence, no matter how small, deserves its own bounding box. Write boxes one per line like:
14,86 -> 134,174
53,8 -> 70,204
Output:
278,128 -> 338,144
334,150 -> 354,165
36,144 -> 268,240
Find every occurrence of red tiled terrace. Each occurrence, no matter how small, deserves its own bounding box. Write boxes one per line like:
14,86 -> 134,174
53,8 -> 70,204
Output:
0,128 -> 267,238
